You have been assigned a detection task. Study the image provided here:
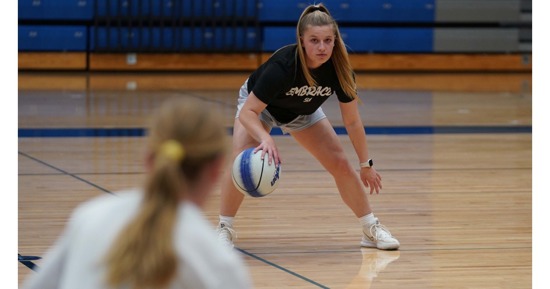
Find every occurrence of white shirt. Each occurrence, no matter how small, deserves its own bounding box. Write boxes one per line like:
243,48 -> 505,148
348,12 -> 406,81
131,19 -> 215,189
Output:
22,189 -> 253,289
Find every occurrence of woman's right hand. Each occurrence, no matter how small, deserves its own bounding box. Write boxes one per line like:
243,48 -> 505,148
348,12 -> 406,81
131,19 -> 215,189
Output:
254,137 -> 281,166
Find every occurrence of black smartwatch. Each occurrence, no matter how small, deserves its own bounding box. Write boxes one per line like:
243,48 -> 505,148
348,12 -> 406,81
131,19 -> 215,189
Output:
360,159 -> 373,168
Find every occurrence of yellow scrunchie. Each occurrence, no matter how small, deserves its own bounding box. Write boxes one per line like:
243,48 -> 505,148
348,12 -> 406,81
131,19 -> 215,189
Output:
159,140 -> 185,162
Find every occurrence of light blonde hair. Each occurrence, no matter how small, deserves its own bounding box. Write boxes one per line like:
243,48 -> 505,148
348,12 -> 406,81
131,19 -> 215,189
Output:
104,98 -> 227,289
296,3 -> 357,99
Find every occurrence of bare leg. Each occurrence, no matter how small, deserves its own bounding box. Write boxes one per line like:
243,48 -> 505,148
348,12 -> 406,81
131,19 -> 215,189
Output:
219,118 -> 269,217
290,118 -> 372,217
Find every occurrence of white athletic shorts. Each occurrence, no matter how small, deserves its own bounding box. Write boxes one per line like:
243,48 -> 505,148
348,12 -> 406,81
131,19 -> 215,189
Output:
236,79 -> 327,134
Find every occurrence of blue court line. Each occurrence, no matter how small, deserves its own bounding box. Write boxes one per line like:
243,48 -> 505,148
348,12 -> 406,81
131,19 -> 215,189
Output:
18,151 -> 112,194
236,248 -> 330,289
18,254 -> 40,271
332,125 -> 532,135
18,128 -> 146,137
18,125 -> 531,137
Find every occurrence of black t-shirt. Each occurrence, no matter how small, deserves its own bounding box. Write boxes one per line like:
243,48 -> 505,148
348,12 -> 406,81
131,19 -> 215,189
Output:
247,44 -> 355,123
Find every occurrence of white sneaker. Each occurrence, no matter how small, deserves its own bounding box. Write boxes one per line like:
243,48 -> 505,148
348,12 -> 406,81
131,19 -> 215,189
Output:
361,219 -> 400,250
217,222 -> 236,248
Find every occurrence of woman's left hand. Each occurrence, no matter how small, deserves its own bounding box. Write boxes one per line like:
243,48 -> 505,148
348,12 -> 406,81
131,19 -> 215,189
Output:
360,167 -> 382,194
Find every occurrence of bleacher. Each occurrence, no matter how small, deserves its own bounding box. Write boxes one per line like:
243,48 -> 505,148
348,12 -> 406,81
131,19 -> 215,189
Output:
18,0 -> 532,71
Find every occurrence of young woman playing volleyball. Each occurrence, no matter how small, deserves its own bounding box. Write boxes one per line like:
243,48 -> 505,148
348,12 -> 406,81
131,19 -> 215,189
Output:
217,3 -> 400,250
23,98 -> 252,289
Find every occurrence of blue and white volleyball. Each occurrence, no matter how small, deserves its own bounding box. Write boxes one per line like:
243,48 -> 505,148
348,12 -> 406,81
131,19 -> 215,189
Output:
231,148 -> 282,197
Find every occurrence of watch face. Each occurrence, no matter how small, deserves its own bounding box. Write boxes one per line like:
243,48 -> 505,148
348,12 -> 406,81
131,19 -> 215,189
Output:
369,159 -> 373,167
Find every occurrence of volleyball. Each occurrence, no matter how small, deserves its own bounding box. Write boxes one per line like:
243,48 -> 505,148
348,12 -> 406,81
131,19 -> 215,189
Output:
231,148 -> 282,197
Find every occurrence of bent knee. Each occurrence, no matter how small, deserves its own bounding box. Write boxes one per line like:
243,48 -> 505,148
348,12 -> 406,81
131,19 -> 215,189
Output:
326,156 -> 355,177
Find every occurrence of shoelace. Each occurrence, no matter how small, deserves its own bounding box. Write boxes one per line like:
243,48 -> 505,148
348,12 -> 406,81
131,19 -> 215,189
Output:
369,222 -> 393,241
218,226 -> 237,242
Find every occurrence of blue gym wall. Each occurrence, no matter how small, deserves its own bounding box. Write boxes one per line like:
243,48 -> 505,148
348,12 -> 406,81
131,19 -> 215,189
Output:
18,0 -> 531,59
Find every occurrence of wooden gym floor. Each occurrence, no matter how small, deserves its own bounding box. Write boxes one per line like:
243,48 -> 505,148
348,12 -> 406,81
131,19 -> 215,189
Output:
18,71 -> 532,288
